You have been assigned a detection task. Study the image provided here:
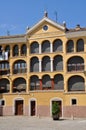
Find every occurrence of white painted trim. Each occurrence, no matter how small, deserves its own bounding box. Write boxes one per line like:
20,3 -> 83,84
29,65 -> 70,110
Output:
50,97 -> 63,117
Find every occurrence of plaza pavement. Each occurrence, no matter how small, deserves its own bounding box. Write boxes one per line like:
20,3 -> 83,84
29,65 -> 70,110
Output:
0,116 -> 86,130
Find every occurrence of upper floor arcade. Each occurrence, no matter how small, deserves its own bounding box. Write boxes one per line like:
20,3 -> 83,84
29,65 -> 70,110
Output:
0,54 -> 85,77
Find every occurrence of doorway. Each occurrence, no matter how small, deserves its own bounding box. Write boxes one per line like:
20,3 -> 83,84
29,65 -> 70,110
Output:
15,100 -> 23,115
30,101 -> 36,116
52,100 -> 62,117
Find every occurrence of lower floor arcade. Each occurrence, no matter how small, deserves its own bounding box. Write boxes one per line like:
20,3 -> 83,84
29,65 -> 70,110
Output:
0,74 -> 86,94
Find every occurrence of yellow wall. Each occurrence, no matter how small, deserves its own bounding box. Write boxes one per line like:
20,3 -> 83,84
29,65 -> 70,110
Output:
0,18 -> 86,111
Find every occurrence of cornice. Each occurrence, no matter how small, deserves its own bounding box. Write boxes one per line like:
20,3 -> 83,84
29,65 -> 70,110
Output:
66,30 -> 86,38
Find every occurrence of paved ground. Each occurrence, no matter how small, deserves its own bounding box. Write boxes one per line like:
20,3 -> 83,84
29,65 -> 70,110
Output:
0,116 -> 86,130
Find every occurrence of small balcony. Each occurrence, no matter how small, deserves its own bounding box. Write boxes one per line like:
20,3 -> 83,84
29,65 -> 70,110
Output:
13,68 -> 27,74
0,69 -> 10,76
67,63 -> 84,72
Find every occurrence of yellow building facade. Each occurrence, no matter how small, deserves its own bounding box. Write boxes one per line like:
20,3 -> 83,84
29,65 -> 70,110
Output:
0,12 -> 86,118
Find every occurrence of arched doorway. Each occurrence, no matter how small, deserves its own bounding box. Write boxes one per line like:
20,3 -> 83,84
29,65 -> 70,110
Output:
50,98 -> 63,117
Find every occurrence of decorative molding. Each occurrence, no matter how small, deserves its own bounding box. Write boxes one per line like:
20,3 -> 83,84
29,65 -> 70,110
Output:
66,31 -> 86,38
0,35 -> 26,44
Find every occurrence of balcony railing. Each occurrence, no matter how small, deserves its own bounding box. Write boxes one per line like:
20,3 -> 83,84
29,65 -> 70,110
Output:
13,68 -> 27,74
67,63 -> 84,72
0,69 -> 10,75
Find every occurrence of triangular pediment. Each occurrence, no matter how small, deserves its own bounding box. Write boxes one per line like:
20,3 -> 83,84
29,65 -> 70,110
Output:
26,17 -> 65,37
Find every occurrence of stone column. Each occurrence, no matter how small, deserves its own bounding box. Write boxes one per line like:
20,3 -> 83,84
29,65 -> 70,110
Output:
50,43 -> 53,53
51,58 -> 53,72
19,48 -> 21,56
39,59 -> 42,72
39,44 -> 41,54
10,45 -> 12,57
9,79 -> 12,93
27,78 -> 30,92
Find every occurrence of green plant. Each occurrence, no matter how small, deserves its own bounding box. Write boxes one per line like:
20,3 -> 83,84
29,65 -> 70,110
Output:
52,102 -> 60,120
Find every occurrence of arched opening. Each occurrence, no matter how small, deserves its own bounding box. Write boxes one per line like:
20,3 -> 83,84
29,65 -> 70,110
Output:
30,41 -> 39,54
30,57 -> 39,72
54,74 -> 64,90
68,76 -> 85,91
76,39 -> 84,52
21,44 -> 27,56
67,56 -> 84,72
30,75 -> 40,90
53,39 -> 63,52
13,45 -> 19,56
5,45 -> 10,57
42,40 -> 50,53
13,78 -> 26,93
42,56 -> 51,71
53,55 -> 63,71
66,40 -> 74,53
0,78 -> 10,93
13,60 -> 27,74
42,75 -> 51,89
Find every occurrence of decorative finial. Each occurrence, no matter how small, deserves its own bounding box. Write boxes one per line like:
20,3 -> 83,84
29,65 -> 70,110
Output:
63,21 -> 66,27
44,11 -> 48,17
26,26 -> 30,30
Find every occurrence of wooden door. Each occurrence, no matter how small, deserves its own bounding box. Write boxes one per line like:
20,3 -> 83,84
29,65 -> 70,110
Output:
15,100 -> 23,115
31,101 -> 36,116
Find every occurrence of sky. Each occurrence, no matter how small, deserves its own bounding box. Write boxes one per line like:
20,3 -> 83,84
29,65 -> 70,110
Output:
0,0 -> 86,36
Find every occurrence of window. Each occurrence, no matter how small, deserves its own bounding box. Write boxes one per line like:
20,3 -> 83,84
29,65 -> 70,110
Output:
0,100 -> 5,106
21,44 -> 27,55
30,42 -> 39,54
13,60 -> 26,74
43,25 -> 48,31
42,40 -> 50,53
66,40 -> 74,53
5,45 -> 10,57
13,45 -> 19,56
0,62 -> 9,69
76,39 -> 84,52
53,39 -> 63,52
71,99 -> 77,105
